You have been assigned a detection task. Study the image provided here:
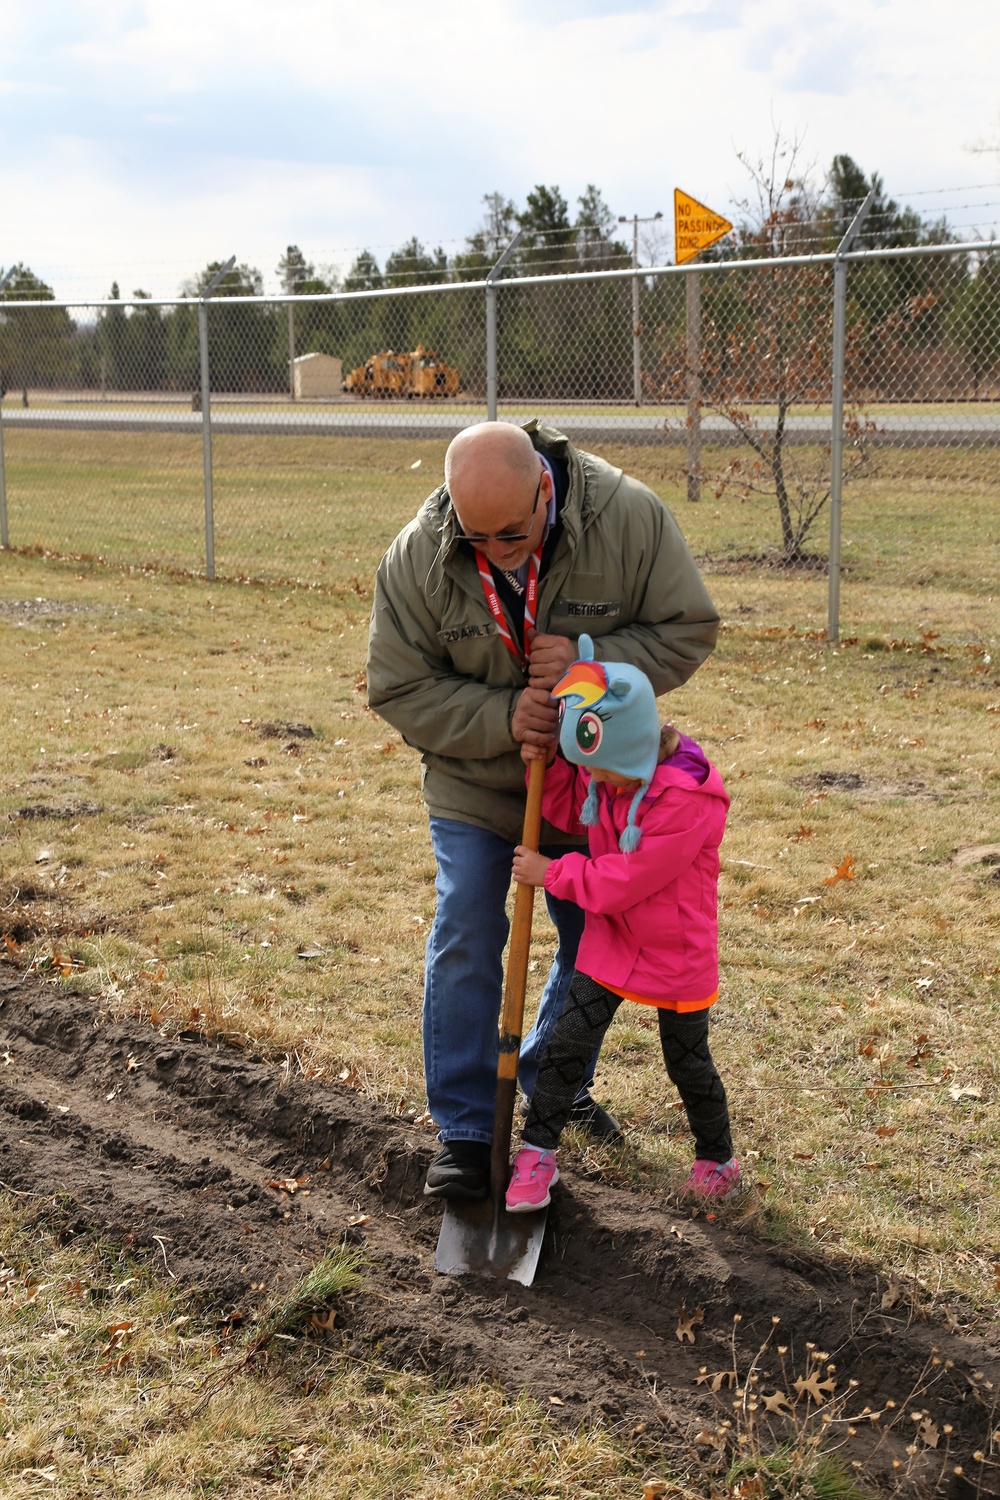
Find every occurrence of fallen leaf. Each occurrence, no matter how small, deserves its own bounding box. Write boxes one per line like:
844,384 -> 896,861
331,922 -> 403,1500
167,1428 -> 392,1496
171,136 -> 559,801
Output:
676,1305 -> 704,1343
548,1395 -> 564,1405
881,1276 -> 903,1310
793,1370 -> 837,1405
825,855 -> 855,887
308,1309 -> 338,1333
919,1417 -> 940,1449
642,1481 -> 670,1500
694,1426 -> 726,1451
949,1084 -> 982,1102
762,1390 -> 794,1416
266,1176 -> 309,1195
105,1320 -> 134,1352
792,1151 -> 814,1161
875,1126 -> 897,1138
346,1214 -> 370,1227
695,1367 -> 736,1393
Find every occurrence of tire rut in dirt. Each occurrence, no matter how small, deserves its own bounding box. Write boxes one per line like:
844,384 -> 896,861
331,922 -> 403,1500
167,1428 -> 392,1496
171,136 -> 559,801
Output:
2,967 -> 998,1487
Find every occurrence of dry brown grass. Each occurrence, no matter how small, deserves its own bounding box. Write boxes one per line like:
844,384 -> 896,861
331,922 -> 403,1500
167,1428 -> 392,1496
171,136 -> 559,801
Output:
0,1201 -> 643,1499
0,469 -> 997,1315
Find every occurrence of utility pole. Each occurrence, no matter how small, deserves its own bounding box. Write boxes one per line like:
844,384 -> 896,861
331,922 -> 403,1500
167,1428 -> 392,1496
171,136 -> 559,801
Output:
485,230 -> 524,421
618,211 -> 662,406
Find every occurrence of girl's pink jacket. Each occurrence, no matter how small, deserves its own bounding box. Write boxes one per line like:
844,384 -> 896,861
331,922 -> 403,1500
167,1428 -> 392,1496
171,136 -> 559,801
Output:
540,753 -> 730,1005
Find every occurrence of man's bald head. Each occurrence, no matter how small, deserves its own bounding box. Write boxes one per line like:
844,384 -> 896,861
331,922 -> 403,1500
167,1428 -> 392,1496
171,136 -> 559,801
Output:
443,423 -> 549,566
444,422 -> 539,493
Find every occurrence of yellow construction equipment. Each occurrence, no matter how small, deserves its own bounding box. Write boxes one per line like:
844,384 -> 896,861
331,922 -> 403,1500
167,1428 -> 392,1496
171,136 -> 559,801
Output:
342,344 -> 460,399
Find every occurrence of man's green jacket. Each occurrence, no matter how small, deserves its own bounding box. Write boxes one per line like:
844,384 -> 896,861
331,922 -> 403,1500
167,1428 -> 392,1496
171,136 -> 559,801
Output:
366,422 -> 720,844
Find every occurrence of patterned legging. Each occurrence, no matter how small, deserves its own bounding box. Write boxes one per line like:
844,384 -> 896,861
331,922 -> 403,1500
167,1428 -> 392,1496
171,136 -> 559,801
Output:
523,971 -> 733,1162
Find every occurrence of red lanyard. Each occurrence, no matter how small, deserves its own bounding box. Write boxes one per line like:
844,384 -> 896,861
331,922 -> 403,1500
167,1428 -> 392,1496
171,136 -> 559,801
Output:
475,546 -> 541,671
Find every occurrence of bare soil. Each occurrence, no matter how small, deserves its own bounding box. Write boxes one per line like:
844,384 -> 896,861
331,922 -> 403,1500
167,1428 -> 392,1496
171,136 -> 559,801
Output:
2,963 -> 999,1495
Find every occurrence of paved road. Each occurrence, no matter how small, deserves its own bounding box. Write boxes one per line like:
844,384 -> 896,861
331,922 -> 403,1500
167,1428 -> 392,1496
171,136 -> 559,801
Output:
3,405 -> 1000,446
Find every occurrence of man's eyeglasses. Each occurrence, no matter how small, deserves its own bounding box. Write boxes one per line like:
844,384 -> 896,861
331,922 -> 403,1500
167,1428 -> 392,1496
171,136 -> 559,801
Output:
456,473 -> 542,546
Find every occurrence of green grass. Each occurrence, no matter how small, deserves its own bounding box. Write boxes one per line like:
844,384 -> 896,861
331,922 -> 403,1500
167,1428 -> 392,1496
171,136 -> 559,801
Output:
3,432 -> 998,621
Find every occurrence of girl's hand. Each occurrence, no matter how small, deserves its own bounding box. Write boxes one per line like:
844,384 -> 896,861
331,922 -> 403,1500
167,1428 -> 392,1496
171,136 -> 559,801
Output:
520,740 -> 557,765
513,846 -> 552,887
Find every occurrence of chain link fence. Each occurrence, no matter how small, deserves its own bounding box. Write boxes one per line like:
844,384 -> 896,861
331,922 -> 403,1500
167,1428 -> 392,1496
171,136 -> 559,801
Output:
0,243 -> 997,637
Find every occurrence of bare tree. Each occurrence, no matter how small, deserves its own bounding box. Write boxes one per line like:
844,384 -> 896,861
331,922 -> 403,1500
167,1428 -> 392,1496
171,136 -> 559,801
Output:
683,137 -> 874,564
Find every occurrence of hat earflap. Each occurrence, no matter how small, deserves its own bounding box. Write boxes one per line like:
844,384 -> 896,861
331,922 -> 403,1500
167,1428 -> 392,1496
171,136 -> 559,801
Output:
580,779 -> 600,827
618,784 -> 650,853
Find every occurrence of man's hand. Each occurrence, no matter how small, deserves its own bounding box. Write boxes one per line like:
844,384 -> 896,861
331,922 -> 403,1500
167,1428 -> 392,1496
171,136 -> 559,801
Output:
511,685 -> 559,746
527,633 -> 577,691
513,845 -> 552,887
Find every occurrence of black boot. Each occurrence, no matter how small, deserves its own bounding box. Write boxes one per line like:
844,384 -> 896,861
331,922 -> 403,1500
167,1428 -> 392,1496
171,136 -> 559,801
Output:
423,1140 -> 491,1200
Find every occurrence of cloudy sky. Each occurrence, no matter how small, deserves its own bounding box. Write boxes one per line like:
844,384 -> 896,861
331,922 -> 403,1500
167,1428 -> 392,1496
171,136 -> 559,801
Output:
3,0 -> 999,303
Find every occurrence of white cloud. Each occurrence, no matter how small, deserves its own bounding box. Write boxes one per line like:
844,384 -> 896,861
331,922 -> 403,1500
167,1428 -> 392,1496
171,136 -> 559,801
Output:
2,0 -> 998,300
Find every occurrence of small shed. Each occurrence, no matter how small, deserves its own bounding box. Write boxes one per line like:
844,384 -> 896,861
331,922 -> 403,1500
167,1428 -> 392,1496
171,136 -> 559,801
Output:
292,352 -> 343,399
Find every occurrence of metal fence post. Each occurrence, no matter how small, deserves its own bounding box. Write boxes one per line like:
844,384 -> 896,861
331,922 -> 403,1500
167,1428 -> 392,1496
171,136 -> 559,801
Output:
828,190 -> 875,642
485,283 -> 498,422
685,267 -> 702,502
0,265 -> 17,548
486,232 -> 524,421
0,397 -> 8,548
198,256 -> 235,580
288,302 -> 296,401
631,217 -> 641,406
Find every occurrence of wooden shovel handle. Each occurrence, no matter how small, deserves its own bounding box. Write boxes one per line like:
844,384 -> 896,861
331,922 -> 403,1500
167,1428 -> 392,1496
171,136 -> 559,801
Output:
491,756 -> 546,1199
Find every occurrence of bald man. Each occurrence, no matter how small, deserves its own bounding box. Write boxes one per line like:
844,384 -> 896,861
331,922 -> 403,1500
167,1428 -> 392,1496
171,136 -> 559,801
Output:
367,420 -> 719,1201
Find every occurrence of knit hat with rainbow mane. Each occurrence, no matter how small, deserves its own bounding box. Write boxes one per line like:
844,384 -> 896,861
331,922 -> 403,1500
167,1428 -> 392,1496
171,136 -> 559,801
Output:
551,634 -> 660,853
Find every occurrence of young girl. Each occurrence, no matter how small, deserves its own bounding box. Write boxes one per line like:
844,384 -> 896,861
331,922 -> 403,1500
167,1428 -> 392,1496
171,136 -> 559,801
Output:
507,634 -> 739,1211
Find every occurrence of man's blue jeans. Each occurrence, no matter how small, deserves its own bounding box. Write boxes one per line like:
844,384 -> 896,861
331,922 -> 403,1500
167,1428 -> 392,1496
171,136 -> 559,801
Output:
424,816 -> 593,1144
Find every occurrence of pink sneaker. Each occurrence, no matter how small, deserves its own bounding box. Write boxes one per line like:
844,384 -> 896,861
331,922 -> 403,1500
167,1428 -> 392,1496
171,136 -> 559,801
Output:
683,1157 -> 741,1200
505,1147 -> 559,1213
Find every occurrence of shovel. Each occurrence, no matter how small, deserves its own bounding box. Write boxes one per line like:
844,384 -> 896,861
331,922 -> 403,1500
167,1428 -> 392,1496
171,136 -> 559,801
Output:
435,756 -> 549,1286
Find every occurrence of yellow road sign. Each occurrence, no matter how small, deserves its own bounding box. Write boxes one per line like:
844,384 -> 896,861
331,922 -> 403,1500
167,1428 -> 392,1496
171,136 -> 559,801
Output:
674,188 -> 733,265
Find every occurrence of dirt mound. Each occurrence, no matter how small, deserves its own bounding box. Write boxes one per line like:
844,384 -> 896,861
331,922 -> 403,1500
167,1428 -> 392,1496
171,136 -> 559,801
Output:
2,965 -> 998,1493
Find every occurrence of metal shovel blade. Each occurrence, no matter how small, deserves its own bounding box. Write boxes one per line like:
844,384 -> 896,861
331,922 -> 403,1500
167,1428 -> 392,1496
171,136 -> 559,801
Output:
435,1197 -> 547,1287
